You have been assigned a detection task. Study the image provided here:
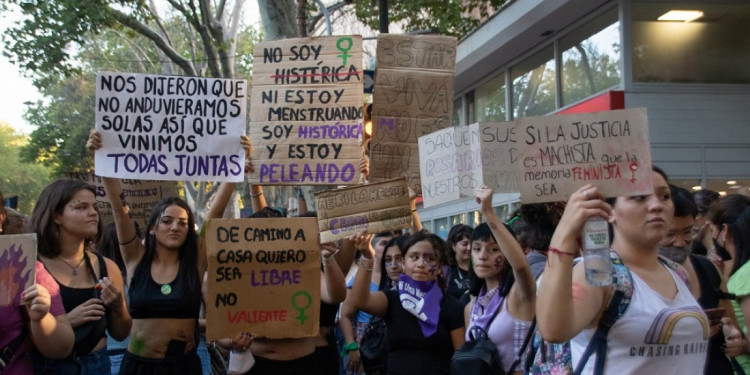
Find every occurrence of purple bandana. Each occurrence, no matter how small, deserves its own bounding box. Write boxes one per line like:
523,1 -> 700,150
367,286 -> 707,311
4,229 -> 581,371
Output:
398,274 -> 443,337
470,286 -> 503,330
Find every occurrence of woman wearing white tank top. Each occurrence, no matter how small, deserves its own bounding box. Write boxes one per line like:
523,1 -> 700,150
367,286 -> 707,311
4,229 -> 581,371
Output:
537,167 -> 709,374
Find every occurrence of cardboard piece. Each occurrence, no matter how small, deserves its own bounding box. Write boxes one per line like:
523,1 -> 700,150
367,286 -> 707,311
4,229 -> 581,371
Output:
65,172 -> 178,229
418,122 -> 519,208
94,72 -> 247,182
0,234 -> 37,306
314,178 -> 412,242
205,217 -> 321,340
515,108 -> 652,203
369,34 -> 458,194
249,36 -> 364,185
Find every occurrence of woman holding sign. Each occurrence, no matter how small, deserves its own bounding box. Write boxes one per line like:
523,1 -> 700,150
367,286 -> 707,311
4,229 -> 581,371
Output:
464,186 -> 535,375
32,179 -> 132,374
536,167 -> 711,373
0,191 -> 75,374
349,231 -> 466,374
86,130 -> 251,374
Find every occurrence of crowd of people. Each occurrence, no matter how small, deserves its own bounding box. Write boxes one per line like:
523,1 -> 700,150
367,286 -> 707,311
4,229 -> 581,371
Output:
2,130 -> 750,375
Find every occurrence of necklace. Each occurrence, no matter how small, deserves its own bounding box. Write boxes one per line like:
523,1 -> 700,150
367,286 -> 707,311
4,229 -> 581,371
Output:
58,255 -> 85,276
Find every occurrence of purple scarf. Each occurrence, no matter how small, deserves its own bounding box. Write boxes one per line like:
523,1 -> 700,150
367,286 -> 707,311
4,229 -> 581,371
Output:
398,274 -> 443,337
470,286 -> 503,330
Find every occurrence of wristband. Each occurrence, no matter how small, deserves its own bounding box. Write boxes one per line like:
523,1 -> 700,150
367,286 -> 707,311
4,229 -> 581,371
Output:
340,342 -> 359,356
547,246 -> 576,266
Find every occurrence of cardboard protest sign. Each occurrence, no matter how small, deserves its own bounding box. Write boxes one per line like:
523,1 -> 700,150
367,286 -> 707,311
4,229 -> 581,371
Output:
205,218 -> 321,340
0,234 -> 36,306
65,172 -> 178,229
249,36 -> 364,185
516,108 -> 652,203
314,178 -> 412,242
94,72 -> 247,182
369,34 -> 458,194
419,122 -> 519,208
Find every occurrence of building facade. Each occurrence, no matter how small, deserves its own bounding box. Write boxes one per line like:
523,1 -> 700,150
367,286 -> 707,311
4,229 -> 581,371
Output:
419,0 -> 750,237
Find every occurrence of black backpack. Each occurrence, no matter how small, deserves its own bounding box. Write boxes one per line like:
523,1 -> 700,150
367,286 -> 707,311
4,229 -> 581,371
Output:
451,325 -> 505,375
359,316 -> 389,375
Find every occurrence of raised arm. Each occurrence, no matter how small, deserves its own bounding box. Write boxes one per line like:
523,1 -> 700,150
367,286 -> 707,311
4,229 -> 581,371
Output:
475,186 -> 535,317
536,184 -> 612,342
408,187 -> 423,233
207,135 -> 254,220
320,242 -> 347,304
87,129 -> 144,279
349,231 -> 388,317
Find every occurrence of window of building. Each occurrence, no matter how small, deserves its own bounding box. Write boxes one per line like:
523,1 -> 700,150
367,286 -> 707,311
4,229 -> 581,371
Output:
475,73 -> 507,121
561,8 -> 621,105
435,217 -> 449,240
511,46 -> 556,118
453,97 -> 463,126
631,2 -> 750,84
450,213 -> 467,228
466,91 -> 476,124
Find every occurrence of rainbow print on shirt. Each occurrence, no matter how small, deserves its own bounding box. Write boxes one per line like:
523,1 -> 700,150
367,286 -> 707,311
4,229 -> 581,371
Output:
644,306 -> 709,345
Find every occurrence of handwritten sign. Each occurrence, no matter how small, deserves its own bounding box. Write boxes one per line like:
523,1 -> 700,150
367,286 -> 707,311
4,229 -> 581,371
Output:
516,108 -> 652,203
0,234 -> 36,306
418,122 -> 519,207
249,36 -> 364,185
94,72 -> 247,182
65,172 -> 178,229
205,218 -> 321,340
369,34 -> 458,193
314,178 -> 412,242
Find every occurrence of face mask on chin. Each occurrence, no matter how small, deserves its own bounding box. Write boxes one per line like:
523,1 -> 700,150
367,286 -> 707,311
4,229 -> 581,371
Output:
659,245 -> 690,264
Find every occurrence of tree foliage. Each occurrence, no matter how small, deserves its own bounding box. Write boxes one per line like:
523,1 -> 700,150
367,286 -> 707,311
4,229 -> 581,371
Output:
352,0 -> 505,38
0,122 -> 51,214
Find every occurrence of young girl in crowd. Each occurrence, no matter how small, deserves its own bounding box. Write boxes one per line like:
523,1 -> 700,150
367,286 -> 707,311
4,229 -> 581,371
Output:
708,194 -> 750,373
0,191 -> 74,374
445,224 -> 473,300
381,235 -> 407,290
350,231 -> 465,375
465,186 -> 534,375
32,180 -> 132,374
537,167 -> 710,373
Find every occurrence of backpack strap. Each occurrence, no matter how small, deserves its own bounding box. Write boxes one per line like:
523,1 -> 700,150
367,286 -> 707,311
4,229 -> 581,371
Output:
509,318 -> 536,373
657,255 -> 689,287
573,249 -> 634,375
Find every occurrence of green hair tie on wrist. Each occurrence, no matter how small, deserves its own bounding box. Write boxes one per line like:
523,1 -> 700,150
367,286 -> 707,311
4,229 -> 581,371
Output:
340,342 -> 358,357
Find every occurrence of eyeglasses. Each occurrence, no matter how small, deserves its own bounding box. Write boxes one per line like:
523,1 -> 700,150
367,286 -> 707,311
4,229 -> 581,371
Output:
663,228 -> 699,245
385,256 -> 404,267
406,252 -> 439,266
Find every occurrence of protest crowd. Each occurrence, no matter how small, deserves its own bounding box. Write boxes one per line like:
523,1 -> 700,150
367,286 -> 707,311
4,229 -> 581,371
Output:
3,35 -> 750,375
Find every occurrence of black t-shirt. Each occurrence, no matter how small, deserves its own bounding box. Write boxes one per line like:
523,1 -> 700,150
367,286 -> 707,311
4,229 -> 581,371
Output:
383,289 -> 465,375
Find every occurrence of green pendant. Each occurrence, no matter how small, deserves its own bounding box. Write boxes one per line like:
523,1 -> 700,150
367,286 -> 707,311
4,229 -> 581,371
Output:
161,284 -> 172,295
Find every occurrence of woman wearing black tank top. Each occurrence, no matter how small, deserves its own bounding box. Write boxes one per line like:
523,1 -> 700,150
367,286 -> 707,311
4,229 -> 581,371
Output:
88,130 -> 253,374
33,179 -> 132,374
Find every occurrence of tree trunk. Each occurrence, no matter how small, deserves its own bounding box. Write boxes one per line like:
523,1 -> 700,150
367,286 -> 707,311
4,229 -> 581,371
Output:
257,0 -> 299,40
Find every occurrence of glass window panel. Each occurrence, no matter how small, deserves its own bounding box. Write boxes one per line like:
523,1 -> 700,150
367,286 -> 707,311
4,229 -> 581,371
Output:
453,97 -> 462,126
512,47 -> 556,118
435,217 -> 449,240
475,73 -> 507,122
494,205 -> 510,222
466,91 -> 476,124
468,211 -> 481,227
421,220 -> 432,233
631,2 -> 750,83
450,213 -> 467,228
561,8 -> 621,105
